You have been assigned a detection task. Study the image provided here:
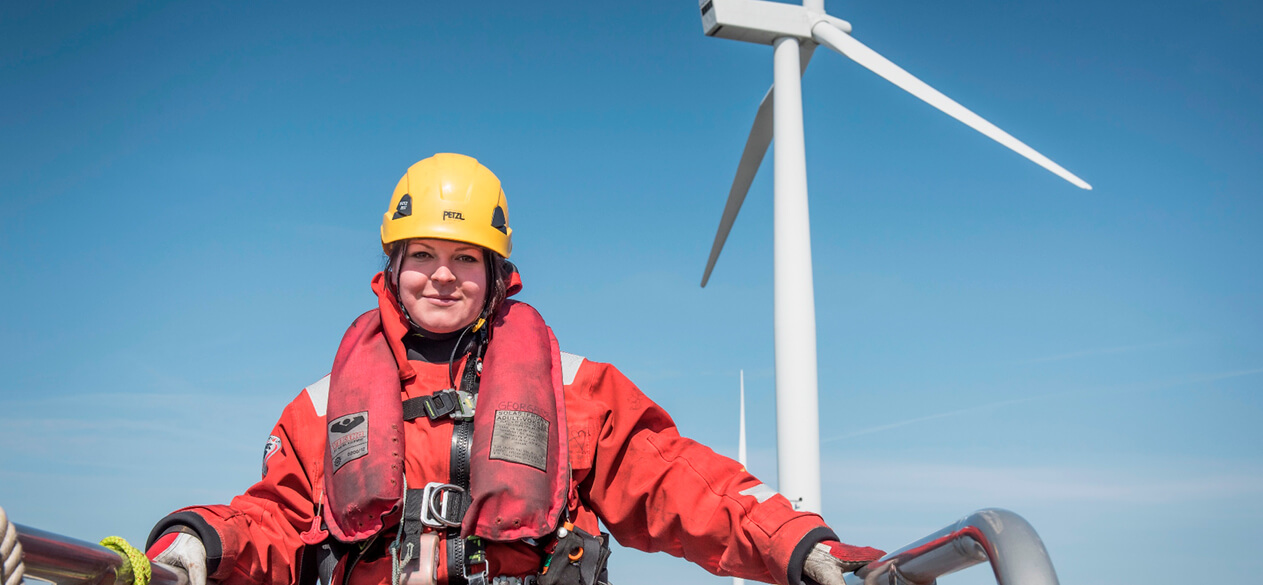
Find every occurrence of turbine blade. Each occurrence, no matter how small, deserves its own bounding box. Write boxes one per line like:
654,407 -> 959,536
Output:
811,23 -> 1092,190
703,45 -> 817,288
701,88 -> 773,288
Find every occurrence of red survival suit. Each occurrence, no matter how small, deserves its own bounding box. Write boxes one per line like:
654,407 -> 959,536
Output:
147,274 -> 840,585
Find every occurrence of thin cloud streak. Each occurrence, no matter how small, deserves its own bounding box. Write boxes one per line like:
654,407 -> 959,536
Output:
1018,339 -> 1189,364
824,366 -> 1263,443
1174,367 -> 1263,386
822,396 -> 1041,443
824,461 -> 1263,505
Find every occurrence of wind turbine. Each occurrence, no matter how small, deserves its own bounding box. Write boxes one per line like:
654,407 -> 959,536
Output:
697,0 -> 1091,514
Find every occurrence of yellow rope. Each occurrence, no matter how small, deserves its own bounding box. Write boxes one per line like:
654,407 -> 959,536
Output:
100,536 -> 151,585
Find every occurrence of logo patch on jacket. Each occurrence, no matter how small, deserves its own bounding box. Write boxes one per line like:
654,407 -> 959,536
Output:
490,410 -> 549,471
328,411 -> 369,473
262,435 -> 282,478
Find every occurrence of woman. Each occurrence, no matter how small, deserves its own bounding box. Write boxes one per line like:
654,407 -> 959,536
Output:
144,154 -> 883,585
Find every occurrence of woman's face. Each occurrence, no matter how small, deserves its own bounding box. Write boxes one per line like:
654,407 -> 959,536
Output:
397,239 -> 488,334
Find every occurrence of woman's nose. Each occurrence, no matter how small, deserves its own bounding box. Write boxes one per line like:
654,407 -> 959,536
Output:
431,264 -> 456,283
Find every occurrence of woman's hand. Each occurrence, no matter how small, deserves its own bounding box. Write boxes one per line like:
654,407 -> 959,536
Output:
802,540 -> 886,585
147,531 -> 207,585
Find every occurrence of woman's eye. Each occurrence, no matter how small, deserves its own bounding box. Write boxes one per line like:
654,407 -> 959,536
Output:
410,251 -> 432,260
456,254 -> 479,263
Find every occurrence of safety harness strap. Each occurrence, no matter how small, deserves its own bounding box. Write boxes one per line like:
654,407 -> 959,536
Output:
448,347 -> 484,585
403,389 -> 476,422
399,487 -> 429,558
402,395 -> 449,421
449,419 -> 474,585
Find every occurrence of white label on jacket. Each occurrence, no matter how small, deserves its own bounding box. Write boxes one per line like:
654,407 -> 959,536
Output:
328,411 -> 369,473
262,435 -> 282,478
490,410 -> 549,471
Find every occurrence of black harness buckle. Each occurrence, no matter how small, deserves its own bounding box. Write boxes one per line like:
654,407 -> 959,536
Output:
423,390 -> 461,420
402,389 -> 477,422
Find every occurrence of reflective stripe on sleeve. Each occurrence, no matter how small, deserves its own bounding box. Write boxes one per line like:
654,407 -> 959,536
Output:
739,483 -> 778,503
560,352 -> 585,386
305,374 -> 331,417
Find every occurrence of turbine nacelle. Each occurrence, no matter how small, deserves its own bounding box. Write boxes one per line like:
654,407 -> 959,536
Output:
700,0 -> 851,44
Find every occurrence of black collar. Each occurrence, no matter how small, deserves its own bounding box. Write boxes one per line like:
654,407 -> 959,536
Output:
402,330 -> 477,364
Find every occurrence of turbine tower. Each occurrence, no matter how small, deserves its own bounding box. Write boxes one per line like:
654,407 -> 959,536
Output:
697,0 -> 1091,514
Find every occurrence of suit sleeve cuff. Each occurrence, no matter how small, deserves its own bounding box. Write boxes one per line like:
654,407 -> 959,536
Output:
146,511 -> 226,575
786,526 -> 837,585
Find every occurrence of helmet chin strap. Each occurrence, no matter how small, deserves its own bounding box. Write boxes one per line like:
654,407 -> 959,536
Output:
444,274 -> 496,387
446,318 -> 487,389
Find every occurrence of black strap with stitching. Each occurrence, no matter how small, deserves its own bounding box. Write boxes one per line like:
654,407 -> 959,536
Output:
447,352 -> 481,585
448,419 -> 474,585
402,391 -> 461,421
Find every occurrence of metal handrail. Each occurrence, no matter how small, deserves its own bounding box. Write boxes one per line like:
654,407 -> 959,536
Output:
843,509 -> 1059,585
16,524 -> 188,585
14,509 -> 1053,585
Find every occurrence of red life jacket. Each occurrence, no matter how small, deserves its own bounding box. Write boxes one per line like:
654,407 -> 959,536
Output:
318,274 -> 569,544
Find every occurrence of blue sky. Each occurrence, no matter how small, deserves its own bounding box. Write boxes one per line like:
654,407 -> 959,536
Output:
2,1 -> 1260,585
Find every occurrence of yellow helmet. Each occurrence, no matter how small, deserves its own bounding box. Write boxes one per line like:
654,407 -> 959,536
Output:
380,153 -> 512,257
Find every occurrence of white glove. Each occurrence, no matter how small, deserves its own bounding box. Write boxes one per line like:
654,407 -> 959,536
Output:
0,506 -> 25,585
149,532 -> 208,585
803,541 -> 884,585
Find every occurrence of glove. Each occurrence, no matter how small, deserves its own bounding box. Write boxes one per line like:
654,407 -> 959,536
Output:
147,530 -> 208,585
0,506 -> 25,585
802,540 -> 886,585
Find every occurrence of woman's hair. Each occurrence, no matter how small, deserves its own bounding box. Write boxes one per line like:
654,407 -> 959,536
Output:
483,249 -> 510,322
384,240 -> 511,326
